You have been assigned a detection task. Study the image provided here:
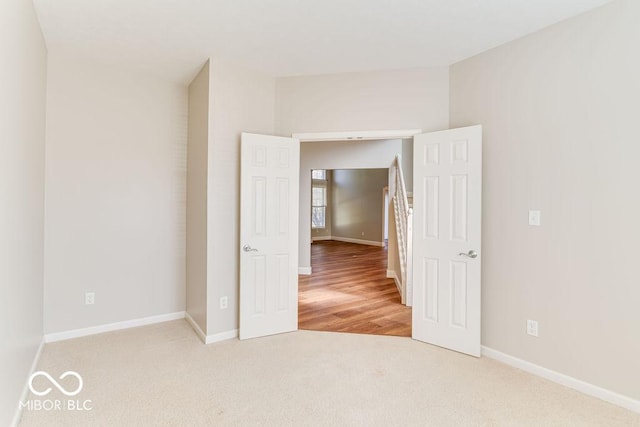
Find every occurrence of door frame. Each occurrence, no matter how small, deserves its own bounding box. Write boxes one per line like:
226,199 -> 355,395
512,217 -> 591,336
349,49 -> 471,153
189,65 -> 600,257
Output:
293,129 -> 422,276
293,129 -> 422,143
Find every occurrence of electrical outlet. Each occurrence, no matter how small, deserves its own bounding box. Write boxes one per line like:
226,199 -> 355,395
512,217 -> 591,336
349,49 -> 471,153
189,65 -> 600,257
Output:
526,319 -> 539,337
220,296 -> 228,310
85,292 -> 95,305
528,210 -> 541,226
361,232 -> 365,236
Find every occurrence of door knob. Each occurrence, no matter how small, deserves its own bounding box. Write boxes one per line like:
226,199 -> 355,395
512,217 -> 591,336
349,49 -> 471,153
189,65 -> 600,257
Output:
243,244 -> 258,252
459,250 -> 478,259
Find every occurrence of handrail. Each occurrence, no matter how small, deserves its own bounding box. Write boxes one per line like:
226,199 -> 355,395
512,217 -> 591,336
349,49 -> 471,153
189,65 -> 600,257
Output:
390,155 -> 413,306
396,155 -> 411,218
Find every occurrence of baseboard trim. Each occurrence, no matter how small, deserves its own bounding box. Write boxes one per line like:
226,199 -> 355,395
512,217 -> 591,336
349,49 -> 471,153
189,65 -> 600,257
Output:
386,269 -> 402,295
481,346 -> 640,414
185,312 -> 238,344
298,266 -> 312,275
12,338 -> 45,427
205,329 -> 238,344
44,311 -> 186,343
311,236 -> 332,242
331,236 -> 385,247
185,312 -> 207,343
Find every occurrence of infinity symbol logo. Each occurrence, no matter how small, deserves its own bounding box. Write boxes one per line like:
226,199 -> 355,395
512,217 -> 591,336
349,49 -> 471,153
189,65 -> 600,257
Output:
28,371 -> 84,397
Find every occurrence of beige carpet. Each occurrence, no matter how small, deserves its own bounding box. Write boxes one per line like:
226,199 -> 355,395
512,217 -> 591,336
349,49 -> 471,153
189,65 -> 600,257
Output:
19,320 -> 639,426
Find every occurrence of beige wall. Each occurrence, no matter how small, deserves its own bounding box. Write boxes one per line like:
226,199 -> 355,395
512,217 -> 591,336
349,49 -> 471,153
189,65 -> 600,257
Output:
450,0 -> 640,400
186,61 -> 210,333
44,49 -> 188,334
206,58 -> 275,335
0,0 -> 47,423
331,169 -> 388,243
275,68 -> 450,135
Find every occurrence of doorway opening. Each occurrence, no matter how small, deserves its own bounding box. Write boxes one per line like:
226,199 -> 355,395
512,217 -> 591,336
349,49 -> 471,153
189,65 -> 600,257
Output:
239,127 -> 482,356
298,167 -> 411,337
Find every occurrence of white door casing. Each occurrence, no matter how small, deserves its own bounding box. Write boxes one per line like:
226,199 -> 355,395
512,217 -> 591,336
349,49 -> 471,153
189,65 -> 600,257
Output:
412,125 -> 482,357
239,133 -> 300,340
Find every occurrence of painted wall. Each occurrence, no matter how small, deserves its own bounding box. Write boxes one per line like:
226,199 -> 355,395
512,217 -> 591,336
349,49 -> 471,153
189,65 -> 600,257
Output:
0,0 -> 47,423
186,61 -> 210,333
206,58 -> 275,335
331,169 -> 388,243
300,140 -> 402,270
44,49 -> 188,334
275,68 -> 450,136
450,0 -> 640,400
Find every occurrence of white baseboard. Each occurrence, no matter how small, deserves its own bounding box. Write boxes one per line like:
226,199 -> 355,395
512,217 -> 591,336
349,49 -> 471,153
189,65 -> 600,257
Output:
298,266 -> 312,275
481,346 -> 640,414
205,329 -> 238,344
12,338 -> 45,427
185,312 -> 207,343
331,236 -> 385,247
44,311 -> 186,343
386,269 -> 402,295
311,236 -> 332,242
184,313 -> 238,344
185,312 -> 237,344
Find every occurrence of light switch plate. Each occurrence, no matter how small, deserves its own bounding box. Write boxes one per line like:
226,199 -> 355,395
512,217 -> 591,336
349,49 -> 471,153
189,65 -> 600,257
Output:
527,319 -> 539,337
529,210 -> 541,226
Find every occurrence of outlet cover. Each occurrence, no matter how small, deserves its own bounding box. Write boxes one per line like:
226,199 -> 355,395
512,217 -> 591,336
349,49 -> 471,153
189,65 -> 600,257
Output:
528,210 -> 541,226
527,319 -> 539,337
85,292 -> 95,305
220,296 -> 228,310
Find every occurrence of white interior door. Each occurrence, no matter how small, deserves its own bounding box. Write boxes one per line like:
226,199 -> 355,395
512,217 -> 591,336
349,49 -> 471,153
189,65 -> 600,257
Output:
412,125 -> 482,357
239,133 -> 300,340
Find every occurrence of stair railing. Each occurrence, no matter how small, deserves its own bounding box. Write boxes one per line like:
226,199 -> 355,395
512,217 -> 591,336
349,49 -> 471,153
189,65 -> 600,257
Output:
390,155 -> 413,306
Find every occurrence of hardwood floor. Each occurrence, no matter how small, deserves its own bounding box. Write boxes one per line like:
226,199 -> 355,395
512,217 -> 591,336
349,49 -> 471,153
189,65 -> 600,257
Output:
298,240 -> 412,337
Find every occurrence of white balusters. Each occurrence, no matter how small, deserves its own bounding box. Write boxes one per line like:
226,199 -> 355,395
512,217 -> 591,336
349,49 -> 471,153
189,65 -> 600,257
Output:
390,155 -> 412,306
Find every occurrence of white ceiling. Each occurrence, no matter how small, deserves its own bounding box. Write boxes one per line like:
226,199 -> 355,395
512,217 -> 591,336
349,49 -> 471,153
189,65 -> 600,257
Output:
33,0 -> 611,83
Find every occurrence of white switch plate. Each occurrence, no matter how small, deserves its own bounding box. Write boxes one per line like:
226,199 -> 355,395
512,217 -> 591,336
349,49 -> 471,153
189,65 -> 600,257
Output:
85,292 -> 95,305
527,319 -> 539,337
220,296 -> 228,310
528,210 -> 541,226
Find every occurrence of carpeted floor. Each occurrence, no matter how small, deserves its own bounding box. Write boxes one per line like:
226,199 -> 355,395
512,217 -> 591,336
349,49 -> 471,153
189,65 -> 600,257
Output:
19,320 -> 640,426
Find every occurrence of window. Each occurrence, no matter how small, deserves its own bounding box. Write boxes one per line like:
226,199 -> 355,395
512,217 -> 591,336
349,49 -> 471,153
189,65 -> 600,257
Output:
311,170 -> 327,229
312,187 -> 326,229
311,169 -> 326,180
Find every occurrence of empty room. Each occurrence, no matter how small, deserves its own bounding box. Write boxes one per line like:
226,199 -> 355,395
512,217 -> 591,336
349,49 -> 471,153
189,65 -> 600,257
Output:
2,0 -> 639,425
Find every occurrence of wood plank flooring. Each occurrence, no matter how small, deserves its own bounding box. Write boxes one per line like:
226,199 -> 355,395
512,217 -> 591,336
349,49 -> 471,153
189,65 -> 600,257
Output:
298,240 -> 412,337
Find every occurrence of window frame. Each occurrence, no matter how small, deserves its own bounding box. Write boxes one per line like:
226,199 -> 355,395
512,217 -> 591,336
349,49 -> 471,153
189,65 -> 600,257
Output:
311,170 -> 328,230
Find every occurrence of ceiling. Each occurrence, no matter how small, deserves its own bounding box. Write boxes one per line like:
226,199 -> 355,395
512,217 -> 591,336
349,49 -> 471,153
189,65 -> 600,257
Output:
33,0 -> 612,83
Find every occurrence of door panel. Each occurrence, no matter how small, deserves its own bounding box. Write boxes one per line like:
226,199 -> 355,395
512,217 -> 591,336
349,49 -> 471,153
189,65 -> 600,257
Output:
412,125 -> 482,357
240,133 -> 300,340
